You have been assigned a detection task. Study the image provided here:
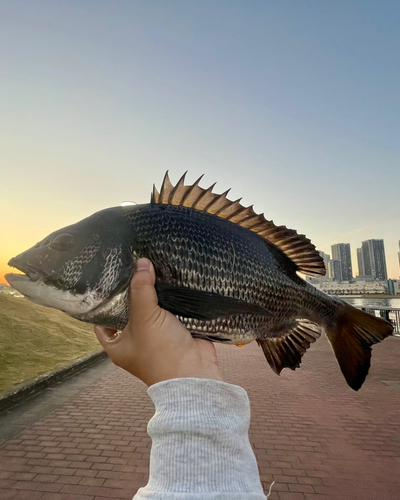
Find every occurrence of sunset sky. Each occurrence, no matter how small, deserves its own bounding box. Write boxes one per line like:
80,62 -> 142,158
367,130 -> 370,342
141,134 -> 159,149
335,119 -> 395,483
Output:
1,1 -> 399,283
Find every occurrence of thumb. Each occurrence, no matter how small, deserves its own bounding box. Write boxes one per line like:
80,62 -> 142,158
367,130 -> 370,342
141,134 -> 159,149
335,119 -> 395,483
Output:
129,258 -> 159,323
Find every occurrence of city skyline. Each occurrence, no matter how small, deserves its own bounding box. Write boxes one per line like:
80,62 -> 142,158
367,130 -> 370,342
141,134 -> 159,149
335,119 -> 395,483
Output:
318,238 -> 393,282
1,2 -> 399,283
319,233 -> 399,281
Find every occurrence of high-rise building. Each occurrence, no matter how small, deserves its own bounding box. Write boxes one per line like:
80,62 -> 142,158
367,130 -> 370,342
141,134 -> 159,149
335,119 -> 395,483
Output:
331,243 -> 353,281
398,240 -> 400,275
387,279 -> 400,295
357,247 -> 365,277
361,239 -> 388,281
329,260 -> 342,282
318,251 -> 331,279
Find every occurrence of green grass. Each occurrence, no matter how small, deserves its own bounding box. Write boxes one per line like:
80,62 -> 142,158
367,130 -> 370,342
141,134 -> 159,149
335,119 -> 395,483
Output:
0,294 -> 102,394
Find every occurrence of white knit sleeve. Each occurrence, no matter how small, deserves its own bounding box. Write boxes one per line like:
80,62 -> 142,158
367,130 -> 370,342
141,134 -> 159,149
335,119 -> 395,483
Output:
133,378 -> 266,500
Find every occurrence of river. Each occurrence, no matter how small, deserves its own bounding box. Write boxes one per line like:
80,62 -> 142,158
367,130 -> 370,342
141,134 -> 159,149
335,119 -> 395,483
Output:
341,297 -> 400,309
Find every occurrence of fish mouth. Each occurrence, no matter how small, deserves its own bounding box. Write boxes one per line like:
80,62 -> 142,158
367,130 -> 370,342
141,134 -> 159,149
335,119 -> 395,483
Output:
7,258 -> 46,283
6,259 -> 104,315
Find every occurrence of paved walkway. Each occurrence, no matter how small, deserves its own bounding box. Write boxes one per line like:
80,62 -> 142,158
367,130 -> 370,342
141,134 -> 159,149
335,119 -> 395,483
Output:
0,335 -> 399,500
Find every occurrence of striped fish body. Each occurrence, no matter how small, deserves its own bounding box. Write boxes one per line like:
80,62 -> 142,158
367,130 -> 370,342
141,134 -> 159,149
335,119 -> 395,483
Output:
120,202 -> 335,344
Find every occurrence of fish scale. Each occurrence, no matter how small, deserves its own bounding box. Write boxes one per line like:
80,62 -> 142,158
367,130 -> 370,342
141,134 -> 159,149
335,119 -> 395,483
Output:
124,203 -> 319,341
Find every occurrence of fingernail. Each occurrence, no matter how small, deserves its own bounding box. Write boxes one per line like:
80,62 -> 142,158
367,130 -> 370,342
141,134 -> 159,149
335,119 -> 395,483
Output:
106,330 -> 121,342
136,258 -> 150,271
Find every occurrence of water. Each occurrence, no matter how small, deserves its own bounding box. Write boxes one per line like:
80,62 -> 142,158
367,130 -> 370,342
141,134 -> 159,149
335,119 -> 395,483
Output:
340,296 -> 400,335
342,297 -> 400,309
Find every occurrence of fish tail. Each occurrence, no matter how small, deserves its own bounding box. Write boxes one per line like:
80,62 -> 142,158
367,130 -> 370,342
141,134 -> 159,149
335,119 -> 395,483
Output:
325,300 -> 393,391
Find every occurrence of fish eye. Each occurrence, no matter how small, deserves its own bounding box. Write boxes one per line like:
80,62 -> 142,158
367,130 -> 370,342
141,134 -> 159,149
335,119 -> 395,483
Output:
50,233 -> 75,251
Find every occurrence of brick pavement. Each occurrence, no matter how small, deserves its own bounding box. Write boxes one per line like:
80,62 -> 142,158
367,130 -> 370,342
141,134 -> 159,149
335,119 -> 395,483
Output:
0,335 -> 399,500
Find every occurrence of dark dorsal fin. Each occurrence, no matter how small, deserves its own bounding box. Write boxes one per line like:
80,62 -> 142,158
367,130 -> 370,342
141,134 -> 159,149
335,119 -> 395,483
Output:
151,172 -> 326,277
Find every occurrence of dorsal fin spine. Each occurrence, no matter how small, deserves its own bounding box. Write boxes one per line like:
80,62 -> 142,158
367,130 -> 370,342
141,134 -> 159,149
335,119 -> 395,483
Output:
245,217 -> 268,230
215,198 -> 242,217
203,189 -> 231,212
192,182 -> 216,209
159,171 -> 169,202
169,171 -> 187,204
153,173 -> 326,277
234,206 -> 255,224
228,206 -> 255,223
180,174 -> 204,206
152,184 -> 160,203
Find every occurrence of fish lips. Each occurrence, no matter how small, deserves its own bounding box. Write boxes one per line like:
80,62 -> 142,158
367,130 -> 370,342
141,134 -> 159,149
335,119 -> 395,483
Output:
5,258 -> 98,315
7,257 -> 48,283
5,270 -> 43,302
4,272 -> 32,293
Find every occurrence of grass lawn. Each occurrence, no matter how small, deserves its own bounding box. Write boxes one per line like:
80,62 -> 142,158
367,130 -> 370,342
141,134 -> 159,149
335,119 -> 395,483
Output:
0,294 -> 102,394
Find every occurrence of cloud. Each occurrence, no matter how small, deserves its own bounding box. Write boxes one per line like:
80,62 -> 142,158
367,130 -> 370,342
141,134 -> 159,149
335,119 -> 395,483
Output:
319,225 -> 373,250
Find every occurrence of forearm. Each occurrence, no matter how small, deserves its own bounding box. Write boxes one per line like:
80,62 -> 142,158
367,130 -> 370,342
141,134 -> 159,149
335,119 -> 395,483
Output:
134,378 -> 266,500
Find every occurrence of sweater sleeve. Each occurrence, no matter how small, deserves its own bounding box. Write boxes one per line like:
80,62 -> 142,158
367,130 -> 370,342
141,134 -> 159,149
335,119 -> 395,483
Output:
133,378 -> 266,500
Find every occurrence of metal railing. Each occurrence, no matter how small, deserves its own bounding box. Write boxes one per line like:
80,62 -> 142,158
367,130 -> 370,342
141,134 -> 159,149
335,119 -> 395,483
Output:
359,307 -> 400,336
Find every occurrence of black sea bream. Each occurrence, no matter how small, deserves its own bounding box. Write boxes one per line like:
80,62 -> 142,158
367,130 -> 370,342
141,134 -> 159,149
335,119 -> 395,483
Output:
6,173 -> 393,390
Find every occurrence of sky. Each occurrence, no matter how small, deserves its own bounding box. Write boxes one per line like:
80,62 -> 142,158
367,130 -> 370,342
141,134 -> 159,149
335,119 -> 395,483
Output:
1,0 -> 399,283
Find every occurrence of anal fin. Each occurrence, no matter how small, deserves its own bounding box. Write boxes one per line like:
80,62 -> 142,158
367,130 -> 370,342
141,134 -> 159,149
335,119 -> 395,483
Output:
257,320 -> 321,375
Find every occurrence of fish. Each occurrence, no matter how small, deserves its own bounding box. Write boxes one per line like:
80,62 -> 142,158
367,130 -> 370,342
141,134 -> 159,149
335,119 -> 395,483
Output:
6,172 -> 393,390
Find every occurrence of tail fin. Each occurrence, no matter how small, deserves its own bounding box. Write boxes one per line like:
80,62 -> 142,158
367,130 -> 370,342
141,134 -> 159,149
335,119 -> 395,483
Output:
326,302 -> 393,391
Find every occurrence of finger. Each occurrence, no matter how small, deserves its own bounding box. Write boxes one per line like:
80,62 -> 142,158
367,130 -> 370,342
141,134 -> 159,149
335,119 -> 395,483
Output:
93,325 -> 121,351
93,325 -> 136,372
129,258 -> 159,322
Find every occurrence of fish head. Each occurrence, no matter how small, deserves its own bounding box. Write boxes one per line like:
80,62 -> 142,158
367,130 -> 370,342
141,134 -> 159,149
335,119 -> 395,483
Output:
6,207 -> 135,323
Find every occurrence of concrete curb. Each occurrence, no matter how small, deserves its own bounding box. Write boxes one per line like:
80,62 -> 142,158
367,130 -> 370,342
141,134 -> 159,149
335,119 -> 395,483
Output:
0,350 -> 108,413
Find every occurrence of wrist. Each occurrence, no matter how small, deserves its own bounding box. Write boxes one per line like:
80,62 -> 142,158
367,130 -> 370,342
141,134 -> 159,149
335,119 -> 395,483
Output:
136,378 -> 266,499
145,370 -> 223,387
147,377 -> 248,412
170,366 -> 223,384
138,339 -> 223,386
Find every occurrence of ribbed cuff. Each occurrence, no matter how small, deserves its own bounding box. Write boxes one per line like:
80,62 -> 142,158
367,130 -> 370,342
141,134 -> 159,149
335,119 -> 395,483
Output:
134,378 -> 266,499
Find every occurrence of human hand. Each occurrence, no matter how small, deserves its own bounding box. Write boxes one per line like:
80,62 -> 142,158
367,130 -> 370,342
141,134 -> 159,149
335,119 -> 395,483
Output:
94,258 -> 223,386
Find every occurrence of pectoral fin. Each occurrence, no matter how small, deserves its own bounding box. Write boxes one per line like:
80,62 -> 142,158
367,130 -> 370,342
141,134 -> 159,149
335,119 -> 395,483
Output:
155,283 -> 272,321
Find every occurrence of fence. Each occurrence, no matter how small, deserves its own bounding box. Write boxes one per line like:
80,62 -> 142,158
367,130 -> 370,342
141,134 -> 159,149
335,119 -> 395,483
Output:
359,307 -> 400,337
